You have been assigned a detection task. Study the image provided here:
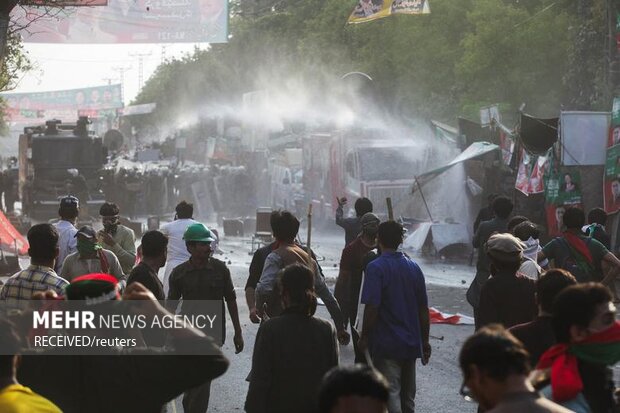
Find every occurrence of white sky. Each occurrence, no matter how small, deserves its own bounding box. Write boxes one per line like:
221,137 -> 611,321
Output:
12,42 -> 208,105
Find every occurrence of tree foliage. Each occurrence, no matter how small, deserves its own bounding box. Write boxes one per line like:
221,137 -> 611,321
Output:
131,0 -> 607,134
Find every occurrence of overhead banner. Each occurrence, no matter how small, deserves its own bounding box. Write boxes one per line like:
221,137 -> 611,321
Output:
22,0 -> 107,5
604,97 -> 620,213
544,158 -> 582,237
121,103 -> 157,116
348,0 -> 430,24
15,0 -> 228,44
515,149 -> 547,195
2,84 -> 122,123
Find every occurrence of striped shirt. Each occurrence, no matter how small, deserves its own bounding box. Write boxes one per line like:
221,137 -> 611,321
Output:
0,265 -> 69,310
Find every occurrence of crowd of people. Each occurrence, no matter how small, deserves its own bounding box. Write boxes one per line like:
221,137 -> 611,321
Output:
467,194 -> 620,412
0,190 -> 618,413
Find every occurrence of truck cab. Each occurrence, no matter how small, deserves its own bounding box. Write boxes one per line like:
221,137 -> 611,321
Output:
19,118 -> 107,219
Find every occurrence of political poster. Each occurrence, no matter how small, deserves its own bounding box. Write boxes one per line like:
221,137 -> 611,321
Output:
544,159 -> 582,237
604,97 -> 620,213
499,131 -> 515,166
515,149 -> 546,195
348,0 -> 429,24
1,84 -> 123,123
15,0 -> 228,44
22,0 -> 107,5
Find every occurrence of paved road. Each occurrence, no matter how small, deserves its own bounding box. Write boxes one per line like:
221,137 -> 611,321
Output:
168,230 -> 477,412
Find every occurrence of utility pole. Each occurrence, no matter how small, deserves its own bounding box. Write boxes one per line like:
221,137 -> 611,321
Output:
101,77 -> 117,86
129,51 -> 153,91
160,45 -> 167,65
112,65 -> 132,105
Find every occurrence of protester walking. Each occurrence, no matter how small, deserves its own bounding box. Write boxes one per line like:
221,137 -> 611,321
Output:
160,200 -> 199,296
255,210 -> 350,344
477,233 -> 537,329
167,222 -> 243,413
246,264 -> 339,413
539,207 -> 620,296
359,221 -> 430,413
53,195 -> 79,274
335,212 -> 380,362
468,196 -> 513,319
509,269 -> 576,365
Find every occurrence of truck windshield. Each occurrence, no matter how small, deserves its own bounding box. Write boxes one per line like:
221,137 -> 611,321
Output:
357,147 -> 419,181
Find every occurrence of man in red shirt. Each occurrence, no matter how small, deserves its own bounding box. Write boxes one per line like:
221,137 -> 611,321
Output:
335,212 -> 380,362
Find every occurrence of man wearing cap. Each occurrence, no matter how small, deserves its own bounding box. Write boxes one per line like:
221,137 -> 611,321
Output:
60,225 -> 124,282
477,233 -> 537,330
335,212 -> 380,362
0,224 -> 69,310
97,202 -> 136,275
53,196 -> 79,274
167,222 -> 243,413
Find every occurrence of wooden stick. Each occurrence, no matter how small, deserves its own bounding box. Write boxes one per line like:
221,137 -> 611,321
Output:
306,204 -> 313,257
386,197 -> 394,221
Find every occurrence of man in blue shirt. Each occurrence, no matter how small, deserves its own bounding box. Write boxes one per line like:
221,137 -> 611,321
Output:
359,221 -> 431,413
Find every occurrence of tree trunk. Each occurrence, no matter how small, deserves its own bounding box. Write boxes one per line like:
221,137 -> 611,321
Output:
0,1 -> 18,64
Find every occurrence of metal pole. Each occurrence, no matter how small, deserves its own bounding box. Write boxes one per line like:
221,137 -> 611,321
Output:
415,177 -> 434,222
306,203 -> 313,258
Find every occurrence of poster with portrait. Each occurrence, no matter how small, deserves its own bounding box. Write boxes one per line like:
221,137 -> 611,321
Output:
14,0 -> 228,44
499,131 -> 515,166
544,162 -> 582,237
1,84 -> 123,123
515,149 -> 547,195
604,97 -> 620,213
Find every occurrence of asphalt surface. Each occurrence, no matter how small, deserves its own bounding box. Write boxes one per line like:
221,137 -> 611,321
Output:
165,229 -> 478,412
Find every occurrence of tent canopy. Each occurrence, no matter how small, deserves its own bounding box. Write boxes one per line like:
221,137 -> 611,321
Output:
414,141 -> 499,189
403,222 -> 471,254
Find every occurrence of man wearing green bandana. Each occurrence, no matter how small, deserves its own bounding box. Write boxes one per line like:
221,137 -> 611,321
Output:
60,225 -> 124,282
535,283 -> 620,412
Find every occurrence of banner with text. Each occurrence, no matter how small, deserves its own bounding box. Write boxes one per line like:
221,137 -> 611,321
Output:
15,0 -> 228,44
2,84 -> 122,123
348,0 -> 430,24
